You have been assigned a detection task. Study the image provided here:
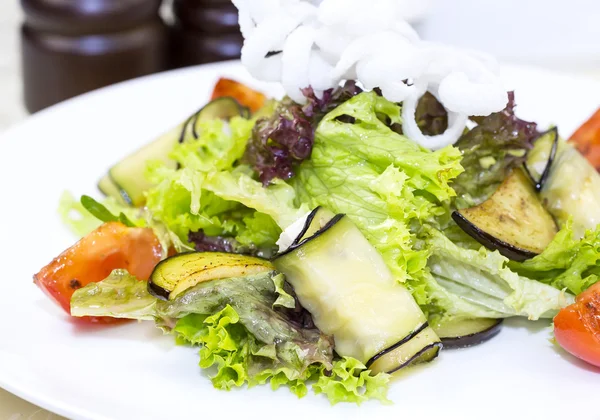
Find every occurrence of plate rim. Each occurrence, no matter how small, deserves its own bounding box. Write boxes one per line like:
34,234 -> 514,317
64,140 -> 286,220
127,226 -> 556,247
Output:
1,60 -> 600,420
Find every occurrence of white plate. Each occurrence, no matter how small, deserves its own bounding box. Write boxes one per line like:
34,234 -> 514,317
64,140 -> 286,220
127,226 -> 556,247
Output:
0,61 -> 599,420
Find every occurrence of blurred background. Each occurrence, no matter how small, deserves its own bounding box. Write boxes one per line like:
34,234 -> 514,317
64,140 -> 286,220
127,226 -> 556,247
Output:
1,0 -> 599,417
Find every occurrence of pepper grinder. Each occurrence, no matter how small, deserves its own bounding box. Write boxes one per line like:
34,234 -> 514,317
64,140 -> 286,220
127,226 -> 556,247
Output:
21,0 -> 168,114
169,0 -> 243,68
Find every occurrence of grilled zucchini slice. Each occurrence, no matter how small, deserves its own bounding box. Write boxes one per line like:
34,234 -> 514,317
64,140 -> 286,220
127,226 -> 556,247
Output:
104,97 -> 250,207
148,252 -> 273,300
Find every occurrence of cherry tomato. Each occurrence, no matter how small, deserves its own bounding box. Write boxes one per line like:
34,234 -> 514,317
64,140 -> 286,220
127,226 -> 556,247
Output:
34,222 -> 162,322
554,282 -> 600,368
211,78 -> 266,113
569,108 -> 600,171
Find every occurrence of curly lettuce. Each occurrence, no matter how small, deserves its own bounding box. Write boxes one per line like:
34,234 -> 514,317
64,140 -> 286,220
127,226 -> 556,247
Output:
174,308 -> 390,404
292,91 -> 464,283
58,192 -> 142,237
312,357 -> 391,405
144,116 -> 307,253
510,221 -> 600,295
71,270 -> 390,404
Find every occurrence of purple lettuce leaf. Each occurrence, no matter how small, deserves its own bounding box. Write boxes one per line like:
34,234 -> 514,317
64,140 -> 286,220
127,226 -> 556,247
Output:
453,92 -> 540,206
244,81 -> 362,185
188,230 -> 277,259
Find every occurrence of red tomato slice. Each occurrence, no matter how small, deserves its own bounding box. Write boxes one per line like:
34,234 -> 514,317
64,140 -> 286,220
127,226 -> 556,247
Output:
33,222 -> 162,322
569,108 -> 600,171
554,282 -> 600,368
211,78 -> 266,113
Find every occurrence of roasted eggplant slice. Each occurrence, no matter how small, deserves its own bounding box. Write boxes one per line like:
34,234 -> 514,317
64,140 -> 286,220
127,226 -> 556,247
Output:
181,97 -> 251,142
103,97 -> 250,207
275,207 -> 336,253
523,127 -> 559,192
433,318 -> 502,349
367,324 -> 442,374
273,211 -> 441,374
148,252 -> 274,300
211,78 -> 266,113
291,207 -> 336,246
453,169 -> 557,261
532,139 -> 600,238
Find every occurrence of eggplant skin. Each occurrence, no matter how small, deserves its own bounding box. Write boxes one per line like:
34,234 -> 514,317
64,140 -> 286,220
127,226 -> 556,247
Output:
454,169 -> 557,260
452,212 -> 537,262
366,322 -> 429,367
148,281 -> 171,301
179,97 -> 251,143
386,342 -> 442,374
438,319 -> 503,349
274,214 -> 345,259
523,127 -> 559,192
148,252 -> 274,301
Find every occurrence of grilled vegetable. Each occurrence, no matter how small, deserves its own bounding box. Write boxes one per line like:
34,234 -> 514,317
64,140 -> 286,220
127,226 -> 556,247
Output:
433,318 -> 503,349
554,282 -> 600,368
211,78 -> 267,113
148,252 -> 274,300
33,222 -> 162,322
177,97 -> 251,144
453,169 -> 557,261
367,325 -> 442,374
523,127 -> 559,191
569,108 -> 600,170
97,175 -> 129,206
291,207 -> 335,245
108,125 -> 179,207
274,210 -> 441,374
530,138 -> 600,238
104,97 -> 250,207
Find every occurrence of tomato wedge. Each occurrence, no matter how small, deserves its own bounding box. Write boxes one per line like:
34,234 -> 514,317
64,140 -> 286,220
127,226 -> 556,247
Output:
34,222 -> 162,322
569,108 -> 600,170
211,78 -> 266,113
554,282 -> 600,368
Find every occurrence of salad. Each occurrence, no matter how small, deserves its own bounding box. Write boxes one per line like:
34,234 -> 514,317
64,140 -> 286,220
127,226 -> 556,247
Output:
34,0 -> 600,406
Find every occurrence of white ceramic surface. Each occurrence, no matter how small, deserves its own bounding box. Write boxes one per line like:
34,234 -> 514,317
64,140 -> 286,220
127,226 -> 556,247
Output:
0,61 -> 599,420
420,0 -> 600,72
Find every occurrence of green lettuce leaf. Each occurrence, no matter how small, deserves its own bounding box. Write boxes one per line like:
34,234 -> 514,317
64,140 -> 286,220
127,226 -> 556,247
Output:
172,117 -> 255,172
174,306 -> 321,395
292,91 -> 463,283
155,273 -> 333,364
417,229 -> 574,323
144,116 -> 306,252
58,192 -> 144,237
59,191 -> 103,237
59,191 -> 192,257
510,221 -> 600,295
80,195 -> 135,227
312,357 -> 391,405
71,270 -> 390,404
72,271 -> 334,391
203,167 -> 310,229
71,270 -> 157,320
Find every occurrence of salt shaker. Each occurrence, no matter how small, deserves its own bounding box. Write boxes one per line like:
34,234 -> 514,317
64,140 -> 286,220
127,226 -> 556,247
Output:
169,0 -> 243,68
21,0 -> 168,113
